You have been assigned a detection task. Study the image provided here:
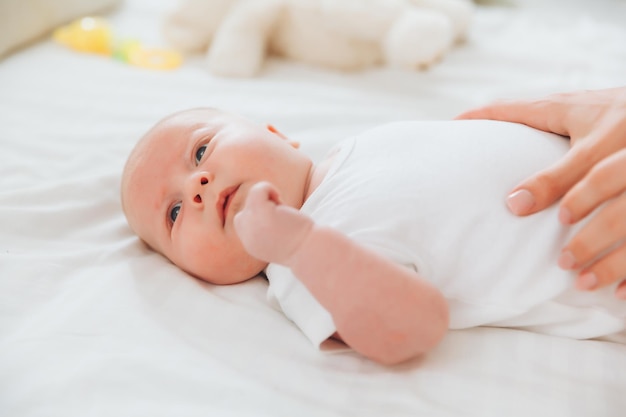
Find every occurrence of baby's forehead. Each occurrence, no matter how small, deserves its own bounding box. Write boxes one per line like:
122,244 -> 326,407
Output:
149,109 -> 220,139
162,107 -> 235,127
123,109 -> 227,197
123,107 -> 238,185
133,109 -> 226,157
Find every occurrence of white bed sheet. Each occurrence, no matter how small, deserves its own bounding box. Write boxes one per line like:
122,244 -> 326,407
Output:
1,1 -> 626,416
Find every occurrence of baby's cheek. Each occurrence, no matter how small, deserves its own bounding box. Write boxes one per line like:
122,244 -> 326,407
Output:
171,231 -> 210,276
188,234 -> 213,263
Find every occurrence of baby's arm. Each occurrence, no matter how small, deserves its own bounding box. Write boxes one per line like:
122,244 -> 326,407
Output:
235,182 -> 449,365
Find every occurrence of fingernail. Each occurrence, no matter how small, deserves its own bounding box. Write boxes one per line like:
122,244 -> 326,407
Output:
616,285 -> 626,300
558,250 -> 577,269
577,273 -> 598,291
559,207 -> 572,224
506,189 -> 535,215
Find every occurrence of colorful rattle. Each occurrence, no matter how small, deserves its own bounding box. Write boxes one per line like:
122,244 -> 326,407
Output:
53,17 -> 182,70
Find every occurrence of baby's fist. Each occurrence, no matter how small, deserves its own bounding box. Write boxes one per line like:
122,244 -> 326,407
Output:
234,182 -> 313,265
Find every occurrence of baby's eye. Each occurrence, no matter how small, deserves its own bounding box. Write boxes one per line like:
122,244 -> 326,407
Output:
195,144 -> 207,165
169,203 -> 181,223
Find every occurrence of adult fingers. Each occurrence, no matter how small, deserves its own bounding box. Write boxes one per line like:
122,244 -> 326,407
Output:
558,193 -> 626,292
559,149 -> 626,224
577,244 -> 626,299
507,119 -> 626,216
506,145 -> 593,215
455,97 -> 571,136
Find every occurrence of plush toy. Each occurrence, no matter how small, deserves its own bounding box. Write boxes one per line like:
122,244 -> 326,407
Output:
163,0 -> 474,77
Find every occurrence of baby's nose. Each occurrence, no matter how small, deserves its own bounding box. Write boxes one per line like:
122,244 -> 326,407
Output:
185,171 -> 212,205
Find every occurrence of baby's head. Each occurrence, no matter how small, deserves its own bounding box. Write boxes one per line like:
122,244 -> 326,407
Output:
121,108 -> 311,284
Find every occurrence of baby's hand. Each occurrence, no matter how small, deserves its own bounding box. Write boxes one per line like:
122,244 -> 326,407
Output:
234,182 -> 314,265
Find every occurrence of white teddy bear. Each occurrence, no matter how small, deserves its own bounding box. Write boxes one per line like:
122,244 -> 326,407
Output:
163,0 -> 474,77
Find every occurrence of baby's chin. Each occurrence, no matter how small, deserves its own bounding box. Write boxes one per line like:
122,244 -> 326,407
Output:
186,260 -> 268,286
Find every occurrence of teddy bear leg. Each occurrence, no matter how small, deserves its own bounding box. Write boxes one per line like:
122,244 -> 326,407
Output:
207,34 -> 267,77
163,22 -> 208,53
407,0 -> 474,42
162,1 -> 233,53
206,0 -> 284,77
383,9 -> 454,70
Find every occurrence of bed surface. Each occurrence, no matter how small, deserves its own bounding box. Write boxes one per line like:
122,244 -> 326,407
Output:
1,1 -> 626,416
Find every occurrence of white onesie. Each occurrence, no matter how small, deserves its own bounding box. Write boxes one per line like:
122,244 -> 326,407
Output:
265,120 -> 626,348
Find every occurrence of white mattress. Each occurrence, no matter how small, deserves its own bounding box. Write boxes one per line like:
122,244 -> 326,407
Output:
1,1 -> 626,416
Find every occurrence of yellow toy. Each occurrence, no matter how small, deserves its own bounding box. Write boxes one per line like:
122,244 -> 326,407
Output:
53,17 -> 182,70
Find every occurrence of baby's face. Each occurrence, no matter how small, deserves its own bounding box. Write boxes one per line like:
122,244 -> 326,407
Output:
122,109 -> 311,284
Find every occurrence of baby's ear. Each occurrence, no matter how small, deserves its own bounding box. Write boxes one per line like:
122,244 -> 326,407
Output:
266,124 -> 299,148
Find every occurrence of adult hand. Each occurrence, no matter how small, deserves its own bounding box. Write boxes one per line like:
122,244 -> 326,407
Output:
457,87 -> 626,298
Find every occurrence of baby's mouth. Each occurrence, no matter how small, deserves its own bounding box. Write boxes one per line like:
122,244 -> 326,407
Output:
217,185 -> 240,227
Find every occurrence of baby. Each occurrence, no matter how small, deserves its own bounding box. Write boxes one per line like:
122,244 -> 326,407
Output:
122,108 -> 626,365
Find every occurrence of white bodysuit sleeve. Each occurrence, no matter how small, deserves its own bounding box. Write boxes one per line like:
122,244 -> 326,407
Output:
265,263 -> 337,347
